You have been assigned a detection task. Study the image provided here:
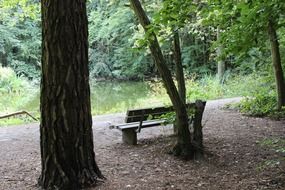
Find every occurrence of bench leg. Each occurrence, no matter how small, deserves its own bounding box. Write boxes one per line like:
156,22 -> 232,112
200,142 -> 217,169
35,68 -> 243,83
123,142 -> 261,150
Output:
122,129 -> 137,145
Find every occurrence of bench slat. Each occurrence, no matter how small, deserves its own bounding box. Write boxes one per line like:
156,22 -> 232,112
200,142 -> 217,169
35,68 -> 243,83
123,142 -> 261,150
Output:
125,107 -> 172,123
125,103 -> 196,123
115,120 -> 165,130
125,112 -> 171,123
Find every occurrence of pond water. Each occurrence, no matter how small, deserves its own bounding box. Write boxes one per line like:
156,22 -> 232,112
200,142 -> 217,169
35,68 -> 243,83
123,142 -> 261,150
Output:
22,81 -> 171,116
90,81 -> 170,115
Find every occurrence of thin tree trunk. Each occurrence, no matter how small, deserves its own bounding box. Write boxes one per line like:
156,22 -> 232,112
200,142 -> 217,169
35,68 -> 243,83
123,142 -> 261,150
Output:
130,0 -> 194,159
173,31 -> 186,135
217,26 -> 225,84
268,18 -> 285,110
39,0 -> 103,189
173,31 -> 186,104
0,52 -> 8,67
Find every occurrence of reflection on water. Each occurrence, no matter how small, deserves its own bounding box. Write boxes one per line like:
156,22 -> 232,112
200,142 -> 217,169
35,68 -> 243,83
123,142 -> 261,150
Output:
21,81 -> 170,115
90,81 -> 169,115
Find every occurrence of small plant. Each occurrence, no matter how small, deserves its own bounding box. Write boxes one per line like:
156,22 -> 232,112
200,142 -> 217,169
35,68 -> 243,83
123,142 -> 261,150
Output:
154,111 -> 176,125
237,90 -> 285,118
152,107 -> 196,126
259,138 -> 285,154
238,93 -> 276,116
257,138 -> 285,171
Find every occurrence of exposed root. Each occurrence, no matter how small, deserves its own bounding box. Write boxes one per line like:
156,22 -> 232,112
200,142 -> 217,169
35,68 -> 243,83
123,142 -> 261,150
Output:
168,142 -> 204,161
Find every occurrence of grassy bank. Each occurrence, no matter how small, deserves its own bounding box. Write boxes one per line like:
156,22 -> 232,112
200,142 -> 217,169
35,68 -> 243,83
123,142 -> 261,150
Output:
1,66 -> 283,126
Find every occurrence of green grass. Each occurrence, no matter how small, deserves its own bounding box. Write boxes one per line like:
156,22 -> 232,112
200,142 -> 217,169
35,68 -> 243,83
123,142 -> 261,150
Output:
184,73 -> 284,118
185,73 -> 272,101
0,117 -> 38,127
0,66 -> 39,126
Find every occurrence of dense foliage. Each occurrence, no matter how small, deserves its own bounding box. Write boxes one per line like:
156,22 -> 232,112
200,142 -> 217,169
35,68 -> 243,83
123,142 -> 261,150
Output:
0,0 -> 40,79
0,0 -> 285,117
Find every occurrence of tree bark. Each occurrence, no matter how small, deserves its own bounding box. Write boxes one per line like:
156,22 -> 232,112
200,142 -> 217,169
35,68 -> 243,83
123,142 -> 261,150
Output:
192,100 -> 206,159
268,18 -> 285,110
129,0 -> 194,159
39,0 -> 103,189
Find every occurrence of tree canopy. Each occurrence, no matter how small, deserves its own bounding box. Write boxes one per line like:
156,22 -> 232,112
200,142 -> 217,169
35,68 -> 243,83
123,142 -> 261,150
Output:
0,0 -> 285,110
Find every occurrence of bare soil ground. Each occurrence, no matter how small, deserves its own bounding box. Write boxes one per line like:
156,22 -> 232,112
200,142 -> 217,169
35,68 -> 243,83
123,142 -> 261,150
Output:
0,98 -> 284,190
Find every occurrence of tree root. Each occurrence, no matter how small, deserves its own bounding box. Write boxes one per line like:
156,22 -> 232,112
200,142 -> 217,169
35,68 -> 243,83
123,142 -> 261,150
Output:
169,142 -> 203,161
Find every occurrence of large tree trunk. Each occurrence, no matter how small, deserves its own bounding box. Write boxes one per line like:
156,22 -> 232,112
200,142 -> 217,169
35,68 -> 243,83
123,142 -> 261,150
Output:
217,26 -> 226,84
268,18 -> 285,110
39,0 -> 103,189
130,0 -> 194,159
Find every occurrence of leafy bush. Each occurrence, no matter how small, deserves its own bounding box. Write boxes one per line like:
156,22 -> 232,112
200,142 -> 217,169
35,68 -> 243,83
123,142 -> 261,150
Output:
184,73 -> 285,118
238,93 -> 277,117
233,72 -> 285,118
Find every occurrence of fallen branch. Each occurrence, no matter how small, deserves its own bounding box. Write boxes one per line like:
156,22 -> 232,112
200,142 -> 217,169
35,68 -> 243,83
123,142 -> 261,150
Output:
0,111 -> 38,121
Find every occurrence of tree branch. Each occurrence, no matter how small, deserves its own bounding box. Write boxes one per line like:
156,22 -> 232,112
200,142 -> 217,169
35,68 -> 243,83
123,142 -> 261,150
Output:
0,111 -> 38,121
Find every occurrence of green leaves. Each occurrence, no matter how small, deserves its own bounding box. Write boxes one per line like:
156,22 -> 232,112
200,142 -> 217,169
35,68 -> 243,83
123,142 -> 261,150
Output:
0,0 -> 41,79
0,0 -> 40,20
88,0 -> 152,80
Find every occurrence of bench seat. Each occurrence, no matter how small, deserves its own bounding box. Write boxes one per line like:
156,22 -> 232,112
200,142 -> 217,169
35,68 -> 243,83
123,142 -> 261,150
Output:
114,119 -> 167,145
115,119 -> 165,130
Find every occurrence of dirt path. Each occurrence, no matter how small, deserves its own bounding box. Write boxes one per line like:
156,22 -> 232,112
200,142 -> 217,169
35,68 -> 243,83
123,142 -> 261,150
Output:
0,98 -> 284,190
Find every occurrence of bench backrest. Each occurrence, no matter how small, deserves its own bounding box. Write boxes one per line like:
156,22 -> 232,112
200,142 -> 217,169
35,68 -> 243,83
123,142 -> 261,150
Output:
125,102 -> 198,123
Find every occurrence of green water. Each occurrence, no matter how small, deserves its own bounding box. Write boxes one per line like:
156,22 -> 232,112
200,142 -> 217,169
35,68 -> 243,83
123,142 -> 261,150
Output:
19,81 -> 170,116
90,81 -> 169,115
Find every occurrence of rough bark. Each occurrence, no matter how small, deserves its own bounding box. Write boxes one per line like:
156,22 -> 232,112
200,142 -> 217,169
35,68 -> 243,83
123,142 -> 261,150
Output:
217,26 -> 226,84
129,0 -> 194,159
268,18 -> 285,110
192,100 -> 206,159
39,0 -> 103,189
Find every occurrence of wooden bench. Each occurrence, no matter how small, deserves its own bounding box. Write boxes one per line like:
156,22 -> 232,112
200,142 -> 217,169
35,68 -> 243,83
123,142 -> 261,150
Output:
114,101 -> 206,145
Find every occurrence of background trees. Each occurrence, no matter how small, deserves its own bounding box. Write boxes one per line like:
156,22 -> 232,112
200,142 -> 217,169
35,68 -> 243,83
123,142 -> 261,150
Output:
0,0 -> 285,115
0,0 -> 40,79
204,0 -> 285,109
